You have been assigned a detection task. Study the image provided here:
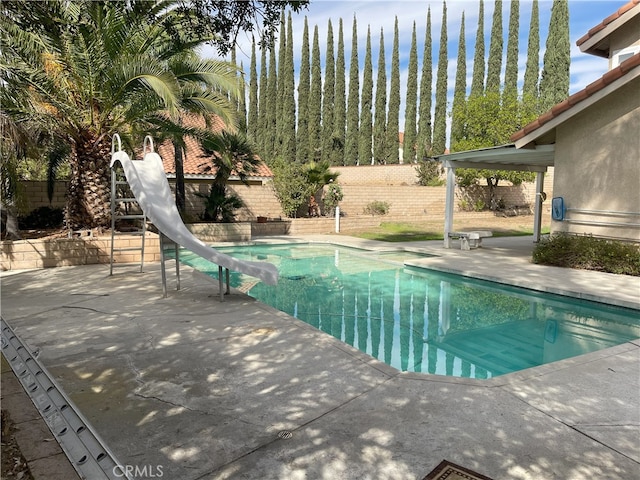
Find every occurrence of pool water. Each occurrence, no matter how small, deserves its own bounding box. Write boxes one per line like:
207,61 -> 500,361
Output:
175,243 -> 639,379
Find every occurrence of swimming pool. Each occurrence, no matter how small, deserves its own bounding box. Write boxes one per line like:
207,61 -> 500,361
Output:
175,243 -> 639,379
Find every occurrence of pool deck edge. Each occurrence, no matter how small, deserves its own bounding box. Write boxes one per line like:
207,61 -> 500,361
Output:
1,234 -> 638,480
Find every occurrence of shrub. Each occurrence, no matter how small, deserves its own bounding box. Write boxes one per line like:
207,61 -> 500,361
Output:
364,200 -> 390,216
323,184 -> 343,212
415,160 -> 445,186
196,184 -> 244,223
270,158 -> 313,218
532,233 -> 640,276
18,206 -> 64,229
473,199 -> 486,212
458,199 -> 471,212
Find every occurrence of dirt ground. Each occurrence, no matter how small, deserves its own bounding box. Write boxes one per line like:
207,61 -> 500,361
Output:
1,410 -> 34,480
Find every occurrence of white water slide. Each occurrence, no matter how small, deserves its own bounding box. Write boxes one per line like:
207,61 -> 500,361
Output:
109,135 -> 279,294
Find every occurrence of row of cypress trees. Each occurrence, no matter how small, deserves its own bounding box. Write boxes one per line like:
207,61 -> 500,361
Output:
237,0 -> 570,167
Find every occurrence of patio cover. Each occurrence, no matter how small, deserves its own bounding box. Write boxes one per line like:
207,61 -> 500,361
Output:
434,144 -> 555,247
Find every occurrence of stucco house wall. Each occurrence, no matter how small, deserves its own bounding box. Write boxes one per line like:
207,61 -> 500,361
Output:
552,77 -> 640,240
608,19 -> 640,67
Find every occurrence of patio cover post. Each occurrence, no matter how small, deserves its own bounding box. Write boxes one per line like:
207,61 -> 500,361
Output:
533,171 -> 545,243
444,162 -> 456,248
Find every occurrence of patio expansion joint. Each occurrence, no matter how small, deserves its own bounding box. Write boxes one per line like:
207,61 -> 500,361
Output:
199,375 -> 398,479
501,387 -> 640,467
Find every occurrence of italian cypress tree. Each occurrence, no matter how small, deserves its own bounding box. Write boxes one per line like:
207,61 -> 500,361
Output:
539,0 -> 570,113
523,0 -> 540,104
238,60 -> 247,133
266,45 -> 278,160
503,0 -> 520,103
403,22 -> 418,163
486,0 -> 503,95
386,16 -> 400,164
309,25 -> 322,163
450,12 -> 466,149
321,20 -> 336,164
248,40 -> 259,142
373,27 -> 387,164
359,26 -> 373,165
417,7 -> 433,160
470,0 -> 485,98
230,47 -> 238,111
276,10 -> 286,152
281,12 -> 296,162
433,2 -> 448,155
333,19 -> 346,165
258,44 -> 268,155
345,16 -> 360,165
297,18 -> 311,163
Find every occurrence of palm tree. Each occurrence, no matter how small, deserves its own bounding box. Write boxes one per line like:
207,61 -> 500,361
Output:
197,130 -> 263,222
1,1 -> 239,229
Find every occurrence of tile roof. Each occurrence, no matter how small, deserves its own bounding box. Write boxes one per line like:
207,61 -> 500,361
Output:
576,0 -> 639,51
157,115 -> 273,179
510,52 -> 640,143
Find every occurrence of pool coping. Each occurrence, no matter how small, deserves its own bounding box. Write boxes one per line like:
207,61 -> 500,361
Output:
216,236 -> 640,310
202,236 -> 640,385
2,239 -> 639,480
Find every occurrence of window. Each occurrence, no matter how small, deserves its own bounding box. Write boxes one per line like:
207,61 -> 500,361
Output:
612,45 -> 640,67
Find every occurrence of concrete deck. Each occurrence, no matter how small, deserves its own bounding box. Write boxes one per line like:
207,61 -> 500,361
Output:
1,235 -> 639,479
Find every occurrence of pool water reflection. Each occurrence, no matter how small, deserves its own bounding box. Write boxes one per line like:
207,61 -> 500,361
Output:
175,243 -> 639,379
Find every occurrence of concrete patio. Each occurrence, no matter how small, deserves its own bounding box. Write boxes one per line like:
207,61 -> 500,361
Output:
1,235 -> 639,479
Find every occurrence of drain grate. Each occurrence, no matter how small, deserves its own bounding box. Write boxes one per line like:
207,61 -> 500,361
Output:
1,318 -> 133,480
277,430 -> 293,439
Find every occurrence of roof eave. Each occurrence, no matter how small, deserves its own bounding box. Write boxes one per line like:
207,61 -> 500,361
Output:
514,66 -> 640,149
436,144 -> 554,172
577,2 -> 640,57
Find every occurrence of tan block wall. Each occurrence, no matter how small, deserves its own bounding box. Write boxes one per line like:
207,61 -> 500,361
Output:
17,181 -> 67,214
167,181 -> 285,222
1,233 -> 161,271
332,164 -> 421,185
20,165 -> 554,228
186,223 -> 251,242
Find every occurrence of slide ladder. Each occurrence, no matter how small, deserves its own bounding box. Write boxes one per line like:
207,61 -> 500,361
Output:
109,135 -> 147,275
109,135 -> 278,300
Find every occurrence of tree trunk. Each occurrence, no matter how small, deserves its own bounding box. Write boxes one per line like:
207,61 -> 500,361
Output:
65,132 -> 112,229
1,201 -> 21,240
174,142 -> 186,214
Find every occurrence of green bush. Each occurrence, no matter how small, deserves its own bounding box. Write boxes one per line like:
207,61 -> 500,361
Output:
533,233 -> 640,276
363,200 -> 390,216
415,160 -> 445,186
323,183 -> 344,214
196,184 -> 244,223
270,158 -> 313,218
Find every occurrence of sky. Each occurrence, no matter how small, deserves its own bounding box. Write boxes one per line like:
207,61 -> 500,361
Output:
203,0 -> 628,135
